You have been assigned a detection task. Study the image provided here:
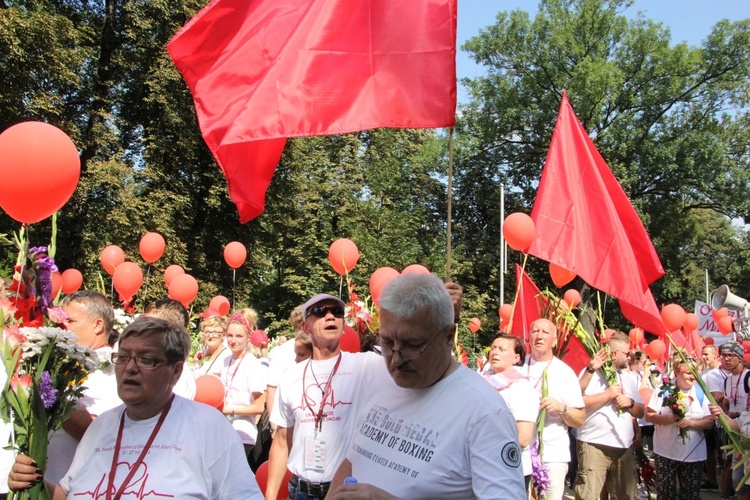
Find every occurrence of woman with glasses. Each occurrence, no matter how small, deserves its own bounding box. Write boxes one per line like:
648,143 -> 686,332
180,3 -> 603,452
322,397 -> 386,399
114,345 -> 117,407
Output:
646,356 -> 714,499
221,308 -> 267,472
194,314 -> 230,377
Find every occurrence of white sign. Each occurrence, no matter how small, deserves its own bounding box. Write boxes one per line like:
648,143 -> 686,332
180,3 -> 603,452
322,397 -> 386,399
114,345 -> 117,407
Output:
694,300 -> 740,346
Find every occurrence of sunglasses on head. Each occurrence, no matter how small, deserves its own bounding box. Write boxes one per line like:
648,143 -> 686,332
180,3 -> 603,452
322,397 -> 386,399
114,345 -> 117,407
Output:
309,305 -> 345,318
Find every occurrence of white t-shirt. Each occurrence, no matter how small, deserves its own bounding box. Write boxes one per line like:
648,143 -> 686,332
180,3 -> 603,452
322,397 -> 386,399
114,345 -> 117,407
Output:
221,353 -> 267,445
578,369 -> 642,448
723,369 -> 750,414
484,368 -> 539,476
266,340 -> 296,387
173,363 -> 196,400
60,396 -> 262,499
271,351 -> 382,482
346,365 -> 524,498
702,366 -> 729,394
46,346 -> 122,484
524,356 -> 585,463
194,347 -> 232,378
648,383 -> 710,462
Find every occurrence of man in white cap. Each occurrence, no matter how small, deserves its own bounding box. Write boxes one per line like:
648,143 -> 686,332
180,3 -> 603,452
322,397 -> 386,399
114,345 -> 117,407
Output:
265,293 -> 382,500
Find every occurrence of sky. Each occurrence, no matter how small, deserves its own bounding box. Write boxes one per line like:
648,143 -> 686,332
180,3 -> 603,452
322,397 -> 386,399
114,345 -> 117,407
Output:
456,0 -> 749,102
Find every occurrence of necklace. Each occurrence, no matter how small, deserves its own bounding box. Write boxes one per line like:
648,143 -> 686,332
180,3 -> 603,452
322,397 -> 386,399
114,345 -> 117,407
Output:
106,395 -> 174,500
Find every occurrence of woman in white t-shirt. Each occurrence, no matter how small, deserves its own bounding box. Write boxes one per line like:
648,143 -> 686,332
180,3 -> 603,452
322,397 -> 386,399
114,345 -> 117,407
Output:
646,357 -> 713,500
193,314 -> 230,377
221,310 -> 267,471
483,332 -> 539,490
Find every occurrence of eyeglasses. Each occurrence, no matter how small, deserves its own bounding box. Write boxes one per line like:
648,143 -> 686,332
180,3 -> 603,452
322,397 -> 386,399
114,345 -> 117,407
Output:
308,305 -> 345,319
610,349 -> 628,356
202,330 -> 224,340
375,329 -> 446,361
111,352 -> 166,369
720,353 -> 739,359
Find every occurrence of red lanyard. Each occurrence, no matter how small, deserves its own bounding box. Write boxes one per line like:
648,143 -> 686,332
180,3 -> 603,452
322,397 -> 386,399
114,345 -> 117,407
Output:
302,354 -> 342,432
106,395 -> 174,500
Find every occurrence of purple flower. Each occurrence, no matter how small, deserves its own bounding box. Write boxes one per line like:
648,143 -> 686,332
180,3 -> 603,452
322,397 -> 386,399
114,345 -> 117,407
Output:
530,441 -> 550,496
39,371 -> 58,410
30,246 -> 58,315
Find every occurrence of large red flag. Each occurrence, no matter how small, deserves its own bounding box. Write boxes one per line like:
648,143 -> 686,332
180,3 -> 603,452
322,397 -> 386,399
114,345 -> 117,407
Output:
528,92 -> 666,335
169,0 -> 457,222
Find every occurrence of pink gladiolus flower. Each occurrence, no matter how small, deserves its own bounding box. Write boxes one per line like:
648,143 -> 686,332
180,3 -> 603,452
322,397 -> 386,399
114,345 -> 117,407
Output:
4,325 -> 27,349
47,306 -> 68,324
0,296 -> 16,320
10,373 -> 32,394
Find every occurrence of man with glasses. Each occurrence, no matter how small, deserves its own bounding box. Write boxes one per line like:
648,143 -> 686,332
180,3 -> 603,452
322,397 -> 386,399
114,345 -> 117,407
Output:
327,273 -> 524,499
9,317 -> 263,498
575,331 -> 644,499
717,340 -> 750,497
266,294 -> 383,500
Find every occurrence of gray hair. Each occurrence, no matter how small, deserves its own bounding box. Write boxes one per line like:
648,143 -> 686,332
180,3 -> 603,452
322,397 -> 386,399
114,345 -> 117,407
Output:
379,273 -> 453,330
60,290 -> 115,334
120,316 -> 191,364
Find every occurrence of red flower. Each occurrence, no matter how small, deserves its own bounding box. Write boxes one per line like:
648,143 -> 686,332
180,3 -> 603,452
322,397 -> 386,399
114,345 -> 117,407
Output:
10,373 -> 32,395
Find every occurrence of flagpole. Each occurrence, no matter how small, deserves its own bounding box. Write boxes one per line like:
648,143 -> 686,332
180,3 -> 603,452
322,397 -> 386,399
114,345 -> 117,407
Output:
445,127 -> 454,281
500,184 -> 505,305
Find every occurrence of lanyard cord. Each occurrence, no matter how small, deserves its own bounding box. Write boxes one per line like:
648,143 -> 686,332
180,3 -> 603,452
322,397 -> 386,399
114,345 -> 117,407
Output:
106,395 -> 175,500
302,354 -> 342,432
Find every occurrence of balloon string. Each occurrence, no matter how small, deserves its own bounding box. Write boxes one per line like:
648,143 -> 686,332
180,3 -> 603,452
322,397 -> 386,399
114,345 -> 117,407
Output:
13,224 -> 28,311
232,269 -> 236,310
142,264 -> 151,312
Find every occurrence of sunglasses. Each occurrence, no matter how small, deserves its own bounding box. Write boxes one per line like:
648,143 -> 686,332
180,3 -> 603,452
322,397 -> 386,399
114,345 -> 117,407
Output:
308,305 -> 345,318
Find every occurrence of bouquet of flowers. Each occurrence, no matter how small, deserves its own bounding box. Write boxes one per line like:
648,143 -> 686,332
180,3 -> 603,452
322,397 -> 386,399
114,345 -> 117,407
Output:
0,324 -> 98,499
345,285 -> 380,351
540,290 -> 618,387
658,376 -> 693,442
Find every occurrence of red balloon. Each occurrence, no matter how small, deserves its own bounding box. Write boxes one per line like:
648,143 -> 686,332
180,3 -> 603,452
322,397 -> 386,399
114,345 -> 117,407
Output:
341,325 -> 361,353
328,238 -> 359,275
502,213 -> 535,252
168,274 -> 199,307
704,337 -> 715,345
629,328 -> 644,346
0,122 -> 80,224
209,295 -> 231,316
51,271 -> 62,299
649,339 -> 666,360
402,264 -> 430,275
661,304 -> 686,332
718,316 -> 734,335
61,269 -> 83,294
194,375 -> 224,409
684,313 -> 700,332
100,245 -> 125,276
139,232 -> 166,264
563,289 -> 581,308
113,262 -> 143,300
468,317 -> 481,333
164,265 -> 185,287
549,262 -> 576,288
223,241 -> 247,269
498,304 -> 513,322
641,343 -> 651,358
712,307 -> 729,322
369,267 -> 400,306
254,461 -> 292,499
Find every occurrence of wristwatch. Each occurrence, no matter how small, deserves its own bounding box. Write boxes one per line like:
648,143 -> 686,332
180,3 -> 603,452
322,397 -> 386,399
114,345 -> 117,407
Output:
585,367 -> 596,374
561,404 -> 568,414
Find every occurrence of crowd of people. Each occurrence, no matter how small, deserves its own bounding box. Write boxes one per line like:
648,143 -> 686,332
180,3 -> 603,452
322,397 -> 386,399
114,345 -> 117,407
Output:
3,279 -> 749,499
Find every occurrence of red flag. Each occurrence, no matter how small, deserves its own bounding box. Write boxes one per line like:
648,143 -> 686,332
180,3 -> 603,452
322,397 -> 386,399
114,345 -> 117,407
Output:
528,92 -> 666,335
169,0 -> 457,222
510,264 -> 547,342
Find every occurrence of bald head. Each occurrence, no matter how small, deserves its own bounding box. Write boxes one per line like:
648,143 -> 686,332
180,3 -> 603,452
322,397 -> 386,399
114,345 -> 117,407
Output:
529,318 -> 557,361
